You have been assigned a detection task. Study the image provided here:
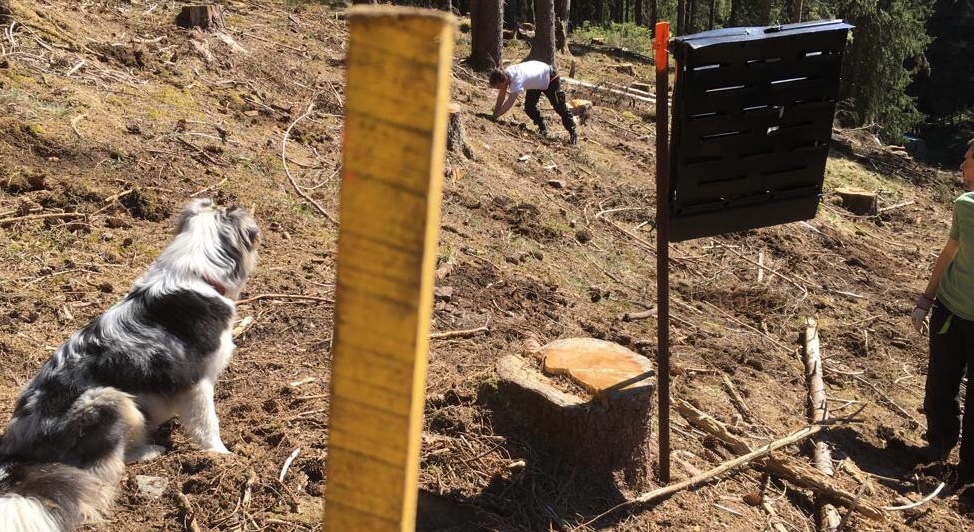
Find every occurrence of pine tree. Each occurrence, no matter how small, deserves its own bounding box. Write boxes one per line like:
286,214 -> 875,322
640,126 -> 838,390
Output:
838,0 -> 933,142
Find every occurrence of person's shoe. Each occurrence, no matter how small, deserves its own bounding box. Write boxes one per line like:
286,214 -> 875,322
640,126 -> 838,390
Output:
568,130 -> 578,146
916,444 -> 951,464
539,129 -> 555,140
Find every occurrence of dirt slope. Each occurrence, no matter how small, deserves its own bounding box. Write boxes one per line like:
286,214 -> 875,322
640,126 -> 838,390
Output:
0,1 -> 970,530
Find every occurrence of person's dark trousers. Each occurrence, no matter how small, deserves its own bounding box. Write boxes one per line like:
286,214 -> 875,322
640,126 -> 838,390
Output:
523,76 -> 576,136
924,300 -> 974,482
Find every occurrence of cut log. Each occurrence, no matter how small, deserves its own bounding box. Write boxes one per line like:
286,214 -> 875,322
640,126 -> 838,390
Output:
630,82 -> 651,93
562,77 -> 658,105
494,342 -> 654,493
835,187 -> 877,216
176,5 -> 225,31
803,318 -> 841,530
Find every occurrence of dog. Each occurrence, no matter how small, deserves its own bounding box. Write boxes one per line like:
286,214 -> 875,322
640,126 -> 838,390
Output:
0,198 -> 259,530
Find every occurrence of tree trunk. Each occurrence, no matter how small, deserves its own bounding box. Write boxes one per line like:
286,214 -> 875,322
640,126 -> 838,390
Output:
760,0 -> 771,24
555,0 -> 571,54
708,0 -> 716,29
649,0 -> 657,36
677,0 -> 686,34
595,0 -> 605,25
470,0 -> 503,71
687,0 -> 696,33
530,0 -> 556,64
791,0 -> 803,22
504,0 -> 519,29
635,0 -> 644,25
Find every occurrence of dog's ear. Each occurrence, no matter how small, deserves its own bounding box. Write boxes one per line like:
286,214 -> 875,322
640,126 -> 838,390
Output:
175,198 -> 215,235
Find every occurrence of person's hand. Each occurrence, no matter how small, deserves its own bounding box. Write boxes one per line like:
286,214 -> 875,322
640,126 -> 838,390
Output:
913,294 -> 934,334
912,306 -> 929,334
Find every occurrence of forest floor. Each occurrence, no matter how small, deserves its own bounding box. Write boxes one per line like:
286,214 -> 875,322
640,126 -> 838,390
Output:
0,1 -> 971,530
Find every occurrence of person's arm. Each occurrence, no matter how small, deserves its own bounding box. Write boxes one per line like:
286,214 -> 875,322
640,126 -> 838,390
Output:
913,237 -> 959,332
492,83 -> 518,120
923,238 -> 959,300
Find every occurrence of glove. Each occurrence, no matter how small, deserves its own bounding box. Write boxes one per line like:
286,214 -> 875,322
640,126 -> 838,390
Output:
912,307 -> 929,334
912,294 -> 934,334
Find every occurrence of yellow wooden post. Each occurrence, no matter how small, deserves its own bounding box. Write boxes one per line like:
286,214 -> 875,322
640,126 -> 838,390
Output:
324,6 -> 455,532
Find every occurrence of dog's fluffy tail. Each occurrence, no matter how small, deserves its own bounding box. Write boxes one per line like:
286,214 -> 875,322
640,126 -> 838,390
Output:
0,387 -> 145,531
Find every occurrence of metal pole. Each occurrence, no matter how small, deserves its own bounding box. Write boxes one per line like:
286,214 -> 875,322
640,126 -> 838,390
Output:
654,21 -> 671,485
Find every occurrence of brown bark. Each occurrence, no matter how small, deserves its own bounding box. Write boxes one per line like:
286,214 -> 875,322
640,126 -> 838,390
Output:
495,355 -> 654,492
470,0 -> 503,71
555,0 -> 571,54
175,5 -> 225,30
529,0 -> 556,65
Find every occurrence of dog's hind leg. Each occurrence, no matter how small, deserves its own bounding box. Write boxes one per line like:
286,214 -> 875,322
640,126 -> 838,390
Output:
175,379 -> 230,454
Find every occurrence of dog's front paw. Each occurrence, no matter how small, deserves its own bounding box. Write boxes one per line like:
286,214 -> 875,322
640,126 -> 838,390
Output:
126,444 -> 166,463
204,442 -> 232,455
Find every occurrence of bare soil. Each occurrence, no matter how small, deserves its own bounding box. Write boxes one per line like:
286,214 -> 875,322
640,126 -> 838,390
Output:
0,1 -> 970,530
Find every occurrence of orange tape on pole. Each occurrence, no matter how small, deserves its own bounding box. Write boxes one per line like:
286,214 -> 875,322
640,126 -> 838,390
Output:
654,22 -> 670,72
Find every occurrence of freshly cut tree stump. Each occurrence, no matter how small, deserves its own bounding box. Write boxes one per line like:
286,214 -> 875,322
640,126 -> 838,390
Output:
494,338 -> 655,494
569,99 -> 593,125
835,187 -> 877,215
176,5 -> 225,30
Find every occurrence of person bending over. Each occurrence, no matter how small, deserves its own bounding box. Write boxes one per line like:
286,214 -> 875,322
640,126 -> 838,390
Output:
489,60 -> 578,146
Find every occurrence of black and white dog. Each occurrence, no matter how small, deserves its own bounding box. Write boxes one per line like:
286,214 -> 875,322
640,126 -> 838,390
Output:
0,198 -> 259,531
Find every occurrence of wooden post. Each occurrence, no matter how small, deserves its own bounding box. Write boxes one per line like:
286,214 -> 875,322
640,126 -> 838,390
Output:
654,21 -> 671,485
323,7 -> 455,532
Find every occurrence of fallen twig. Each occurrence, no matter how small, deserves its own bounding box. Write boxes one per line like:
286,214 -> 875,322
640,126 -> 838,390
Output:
236,293 -> 334,305
622,307 -> 657,321
176,492 -> 203,532
282,101 -> 339,225
430,325 -> 489,340
721,373 -> 755,423
882,482 -> 945,511
70,113 -> 87,138
279,448 -> 301,482
849,373 -> 921,427
0,211 -> 84,226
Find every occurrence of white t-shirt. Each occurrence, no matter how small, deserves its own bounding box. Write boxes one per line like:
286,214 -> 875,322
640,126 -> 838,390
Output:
505,61 -> 552,95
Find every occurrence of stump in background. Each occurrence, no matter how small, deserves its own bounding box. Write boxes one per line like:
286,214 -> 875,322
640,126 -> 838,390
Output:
445,102 -> 472,159
176,5 -> 225,30
494,338 -> 655,495
835,186 -> 877,215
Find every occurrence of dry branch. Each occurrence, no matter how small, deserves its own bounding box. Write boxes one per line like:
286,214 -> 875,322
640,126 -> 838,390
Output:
236,293 -> 334,305
282,102 -> 339,225
674,400 -> 885,522
0,211 -> 84,226
429,325 -> 489,340
721,373 -> 755,422
634,421 -> 827,505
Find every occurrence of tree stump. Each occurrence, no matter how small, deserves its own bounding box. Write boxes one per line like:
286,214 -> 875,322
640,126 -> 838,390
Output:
569,99 -> 593,125
175,5 -> 225,31
630,82 -> 651,93
835,186 -> 877,215
494,338 -> 655,494
445,103 -> 472,159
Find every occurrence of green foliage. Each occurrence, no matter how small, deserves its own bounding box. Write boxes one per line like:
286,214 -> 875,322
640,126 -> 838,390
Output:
837,0 -> 932,143
572,21 -> 654,51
